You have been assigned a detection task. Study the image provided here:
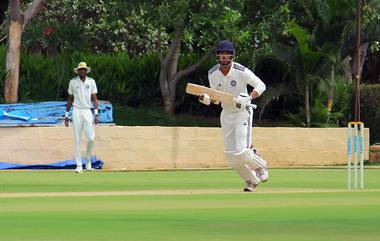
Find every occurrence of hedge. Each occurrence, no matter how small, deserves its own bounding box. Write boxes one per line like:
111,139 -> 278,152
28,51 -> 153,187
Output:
4,46 -> 379,134
0,46 -> 215,115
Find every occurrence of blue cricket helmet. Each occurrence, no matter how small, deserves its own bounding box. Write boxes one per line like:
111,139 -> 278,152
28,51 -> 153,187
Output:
216,40 -> 235,55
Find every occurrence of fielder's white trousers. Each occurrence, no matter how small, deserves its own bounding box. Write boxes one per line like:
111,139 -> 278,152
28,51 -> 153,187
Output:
72,107 -> 95,167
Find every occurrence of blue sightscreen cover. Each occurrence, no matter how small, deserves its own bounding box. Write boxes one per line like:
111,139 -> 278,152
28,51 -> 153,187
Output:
0,101 -> 113,125
0,109 -> 31,121
0,156 -> 104,170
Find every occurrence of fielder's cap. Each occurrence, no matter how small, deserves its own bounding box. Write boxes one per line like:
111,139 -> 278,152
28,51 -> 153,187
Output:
216,40 -> 235,55
74,62 -> 91,73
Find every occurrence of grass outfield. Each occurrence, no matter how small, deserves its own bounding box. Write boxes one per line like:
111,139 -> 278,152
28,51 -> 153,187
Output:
0,169 -> 380,241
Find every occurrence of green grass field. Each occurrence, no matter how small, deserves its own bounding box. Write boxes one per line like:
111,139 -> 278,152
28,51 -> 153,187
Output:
0,169 -> 380,241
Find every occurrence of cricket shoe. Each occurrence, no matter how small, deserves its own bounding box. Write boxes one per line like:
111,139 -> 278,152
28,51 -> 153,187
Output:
256,167 -> 269,182
74,167 -> 83,173
243,181 -> 257,192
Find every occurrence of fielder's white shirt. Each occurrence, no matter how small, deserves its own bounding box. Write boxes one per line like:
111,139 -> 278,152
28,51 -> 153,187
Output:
68,76 -> 97,109
208,62 -> 266,112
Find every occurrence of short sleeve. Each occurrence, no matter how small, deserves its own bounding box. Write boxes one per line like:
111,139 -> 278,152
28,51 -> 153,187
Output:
68,80 -> 73,95
208,65 -> 219,90
91,80 -> 98,94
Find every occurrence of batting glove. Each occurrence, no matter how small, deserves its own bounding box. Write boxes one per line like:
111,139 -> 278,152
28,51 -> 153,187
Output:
199,93 -> 211,105
235,93 -> 251,109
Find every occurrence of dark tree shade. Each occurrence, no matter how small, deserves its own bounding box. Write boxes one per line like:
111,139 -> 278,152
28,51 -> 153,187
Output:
0,0 -> 9,23
362,51 -> 380,84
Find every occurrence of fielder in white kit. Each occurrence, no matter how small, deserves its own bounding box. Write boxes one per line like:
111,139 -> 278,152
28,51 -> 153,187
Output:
65,62 -> 99,173
200,40 -> 269,192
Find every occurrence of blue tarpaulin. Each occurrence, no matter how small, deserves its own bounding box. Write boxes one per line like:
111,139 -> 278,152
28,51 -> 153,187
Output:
0,156 -> 103,170
0,101 -> 113,126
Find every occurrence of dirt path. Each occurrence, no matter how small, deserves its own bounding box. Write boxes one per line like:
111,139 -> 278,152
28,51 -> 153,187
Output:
0,188 -> 379,198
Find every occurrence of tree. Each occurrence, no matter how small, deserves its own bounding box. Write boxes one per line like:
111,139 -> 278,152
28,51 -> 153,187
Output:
151,0 -> 250,114
4,0 -> 46,103
23,0 -> 160,55
0,1 -> 9,24
256,0 -> 380,126
291,0 -> 380,123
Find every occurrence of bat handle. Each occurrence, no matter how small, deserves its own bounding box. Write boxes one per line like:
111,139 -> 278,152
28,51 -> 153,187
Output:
235,103 -> 257,109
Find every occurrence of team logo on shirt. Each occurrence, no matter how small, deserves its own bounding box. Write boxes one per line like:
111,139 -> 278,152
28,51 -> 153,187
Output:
230,80 -> 236,87
86,84 -> 90,89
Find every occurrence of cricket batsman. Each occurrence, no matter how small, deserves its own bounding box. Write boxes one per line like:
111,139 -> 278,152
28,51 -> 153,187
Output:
65,62 -> 99,173
199,40 -> 269,192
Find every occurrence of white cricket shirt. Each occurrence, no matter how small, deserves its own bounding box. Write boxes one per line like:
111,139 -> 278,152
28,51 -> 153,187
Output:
208,62 -> 266,112
68,76 -> 98,109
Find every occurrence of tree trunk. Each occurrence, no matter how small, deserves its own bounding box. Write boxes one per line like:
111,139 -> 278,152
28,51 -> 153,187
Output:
357,42 -> 369,78
345,43 -> 369,83
341,56 -> 353,83
160,64 -> 178,115
5,21 -> 22,103
305,85 -> 311,127
159,29 -> 181,115
326,68 -> 335,123
4,0 -> 46,103
162,88 -> 176,115
158,27 -> 212,115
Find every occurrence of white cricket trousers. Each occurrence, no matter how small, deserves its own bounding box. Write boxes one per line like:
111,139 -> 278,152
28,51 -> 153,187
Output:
221,107 -> 260,184
221,107 -> 253,152
72,107 -> 95,167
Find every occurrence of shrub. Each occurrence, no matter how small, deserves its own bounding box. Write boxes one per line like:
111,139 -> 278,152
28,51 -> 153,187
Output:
360,84 -> 380,144
0,46 -> 214,116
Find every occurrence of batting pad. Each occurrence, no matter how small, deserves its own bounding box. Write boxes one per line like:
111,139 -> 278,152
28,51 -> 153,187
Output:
234,148 -> 267,170
225,151 -> 260,185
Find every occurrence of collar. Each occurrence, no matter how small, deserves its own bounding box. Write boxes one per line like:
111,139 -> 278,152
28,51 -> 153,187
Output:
77,76 -> 88,83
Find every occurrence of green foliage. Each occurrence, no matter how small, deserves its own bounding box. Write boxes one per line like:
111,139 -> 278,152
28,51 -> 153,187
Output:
87,53 -> 161,106
285,99 -> 332,127
247,1 -> 292,53
331,77 -> 352,123
0,45 -> 215,114
0,45 -> 157,103
257,0 -> 380,126
2,0 -> 379,126
286,80 -> 351,127
24,0 -> 160,54
23,21 -> 90,55
360,84 -> 380,144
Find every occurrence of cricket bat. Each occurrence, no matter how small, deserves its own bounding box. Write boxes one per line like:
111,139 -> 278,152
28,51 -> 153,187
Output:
185,83 -> 235,104
185,83 -> 257,109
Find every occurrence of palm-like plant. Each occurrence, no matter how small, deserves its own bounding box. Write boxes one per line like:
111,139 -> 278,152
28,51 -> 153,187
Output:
257,0 -> 380,126
300,0 -> 380,122
271,22 -> 330,127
